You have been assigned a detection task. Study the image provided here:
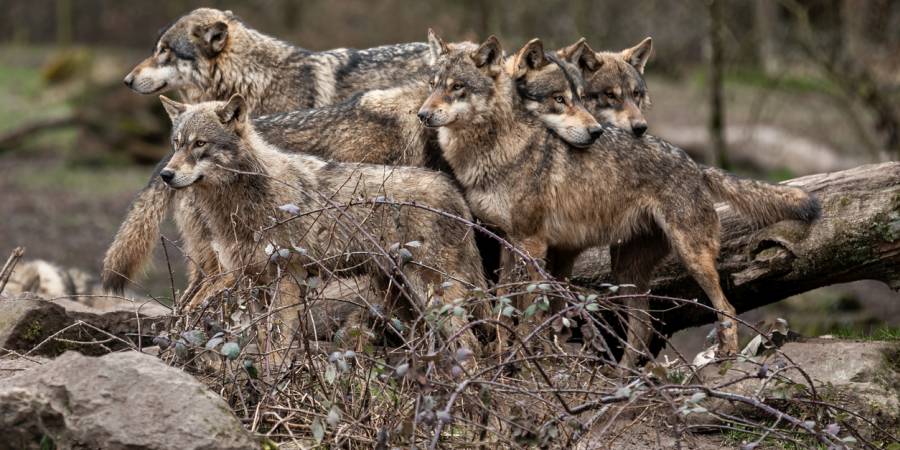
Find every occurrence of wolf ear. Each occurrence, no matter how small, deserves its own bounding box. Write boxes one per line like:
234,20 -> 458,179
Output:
620,37 -> 652,74
512,38 -> 548,78
159,95 -> 186,121
470,35 -> 503,70
557,37 -> 601,74
216,94 -> 248,126
427,28 -> 449,65
194,21 -> 229,56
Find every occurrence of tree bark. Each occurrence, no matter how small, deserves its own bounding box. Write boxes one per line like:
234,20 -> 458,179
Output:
708,0 -> 729,169
571,162 -> 900,337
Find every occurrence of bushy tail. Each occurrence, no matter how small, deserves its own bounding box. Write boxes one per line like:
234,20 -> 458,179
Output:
701,165 -> 821,227
101,180 -> 173,294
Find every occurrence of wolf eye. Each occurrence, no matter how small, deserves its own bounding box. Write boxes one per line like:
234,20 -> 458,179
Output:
452,82 -> 464,90
633,89 -> 641,97
605,90 -> 617,100
194,140 -> 206,148
554,96 -> 566,104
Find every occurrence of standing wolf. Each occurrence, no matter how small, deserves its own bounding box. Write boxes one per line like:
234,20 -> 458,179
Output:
418,36 -> 819,364
156,94 -> 488,354
103,28 -> 605,296
105,8 -> 435,293
124,8 -> 432,110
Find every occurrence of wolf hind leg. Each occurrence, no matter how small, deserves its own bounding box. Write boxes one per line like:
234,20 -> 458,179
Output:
610,228 -> 670,370
663,211 -> 739,357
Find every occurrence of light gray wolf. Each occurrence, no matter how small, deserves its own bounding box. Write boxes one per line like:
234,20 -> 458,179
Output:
123,7 -> 432,112
156,93 -> 489,354
418,35 -> 820,364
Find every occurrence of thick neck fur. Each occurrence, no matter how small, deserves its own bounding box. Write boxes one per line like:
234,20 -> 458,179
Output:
198,128 -> 322,243
181,24 -> 306,113
438,74 -> 536,189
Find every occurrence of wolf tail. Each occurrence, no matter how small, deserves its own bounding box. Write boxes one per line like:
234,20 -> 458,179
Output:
101,176 -> 173,294
701,165 -> 821,227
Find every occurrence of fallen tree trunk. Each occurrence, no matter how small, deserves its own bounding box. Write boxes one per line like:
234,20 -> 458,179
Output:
571,162 -> 900,337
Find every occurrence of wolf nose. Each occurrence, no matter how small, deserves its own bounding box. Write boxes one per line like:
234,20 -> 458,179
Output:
416,110 -> 432,124
159,169 -> 175,183
123,74 -> 134,88
631,122 -> 648,137
588,126 -> 604,140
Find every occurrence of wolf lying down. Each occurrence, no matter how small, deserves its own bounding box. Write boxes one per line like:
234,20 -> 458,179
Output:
156,93 -> 490,355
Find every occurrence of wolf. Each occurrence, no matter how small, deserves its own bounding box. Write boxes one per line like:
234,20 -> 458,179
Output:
156,93 -> 489,354
418,36 -> 820,364
106,4 -> 435,296
123,7 -> 432,112
103,31 -> 604,297
557,37 -> 653,137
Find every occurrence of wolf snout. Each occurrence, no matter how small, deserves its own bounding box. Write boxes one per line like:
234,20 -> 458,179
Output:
159,169 -> 175,184
123,73 -> 135,88
631,121 -> 648,137
588,125 -> 604,140
416,109 -> 433,125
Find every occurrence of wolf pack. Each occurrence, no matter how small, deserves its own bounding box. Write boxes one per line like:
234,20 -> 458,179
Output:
101,8 -> 820,370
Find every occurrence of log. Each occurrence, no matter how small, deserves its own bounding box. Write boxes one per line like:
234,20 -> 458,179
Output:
571,162 -> 900,337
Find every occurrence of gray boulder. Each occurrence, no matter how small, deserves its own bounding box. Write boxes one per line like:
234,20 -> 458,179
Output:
0,351 -> 258,450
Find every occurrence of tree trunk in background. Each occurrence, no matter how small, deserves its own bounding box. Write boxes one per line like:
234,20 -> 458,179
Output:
55,0 -> 72,47
708,0 -> 729,169
572,162 -> 900,337
753,0 -> 777,74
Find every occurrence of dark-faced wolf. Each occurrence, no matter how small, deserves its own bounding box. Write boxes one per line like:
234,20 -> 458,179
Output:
157,93 -> 489,355
558,37 -> 653,137
418,36 -> 819,365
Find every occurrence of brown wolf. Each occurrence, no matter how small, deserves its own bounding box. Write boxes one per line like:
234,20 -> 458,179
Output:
418,36 -> 820,364
558,37 -> 653,137
156,93 -> 488,354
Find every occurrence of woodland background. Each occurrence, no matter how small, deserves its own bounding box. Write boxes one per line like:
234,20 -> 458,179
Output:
0,0 -> 898,356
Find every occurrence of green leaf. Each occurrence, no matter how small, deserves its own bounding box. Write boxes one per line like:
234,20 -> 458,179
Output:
585,303 -> 600,312
242,359 -> 258,379
524,304 -> 538,317
181,330 -> 207,346
526,284 -> 537,293
220,342 -> 240,360
501,305 -> 516,317
537,283 -> 550,291
311,418 -> 325,443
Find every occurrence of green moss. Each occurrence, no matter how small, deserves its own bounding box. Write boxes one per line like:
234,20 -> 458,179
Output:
23,319 -> 43,342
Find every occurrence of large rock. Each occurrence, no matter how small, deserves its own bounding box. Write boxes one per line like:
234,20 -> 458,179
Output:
0,351 -> 258,449
0,296 -> 168,356
0,297 -> 73,355
692,339 -> 899,440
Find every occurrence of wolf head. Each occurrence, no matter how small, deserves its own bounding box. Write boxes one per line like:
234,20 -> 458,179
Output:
558,37 -> 652,137
124,8 -> 235,95
157,94 -> 250,189
419,32 -> 601,147
508,39 -> 603,147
